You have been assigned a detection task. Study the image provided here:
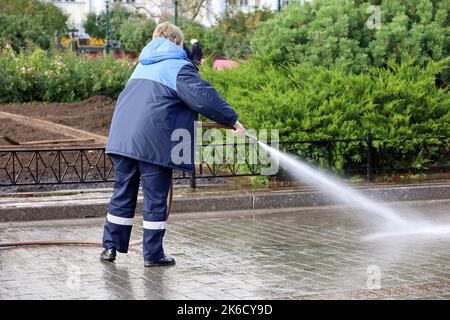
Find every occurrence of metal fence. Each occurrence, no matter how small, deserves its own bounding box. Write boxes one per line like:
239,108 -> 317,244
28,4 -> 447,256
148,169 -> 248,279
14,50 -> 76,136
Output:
0,133 -> 448,188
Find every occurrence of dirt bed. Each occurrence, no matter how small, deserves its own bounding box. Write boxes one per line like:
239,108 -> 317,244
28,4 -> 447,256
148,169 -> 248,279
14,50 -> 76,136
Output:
0,96 -> 116,138
1,118 -> 71,143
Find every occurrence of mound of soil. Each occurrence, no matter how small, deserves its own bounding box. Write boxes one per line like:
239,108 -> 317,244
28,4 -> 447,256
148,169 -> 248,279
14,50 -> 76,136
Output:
0,96 -> 116,137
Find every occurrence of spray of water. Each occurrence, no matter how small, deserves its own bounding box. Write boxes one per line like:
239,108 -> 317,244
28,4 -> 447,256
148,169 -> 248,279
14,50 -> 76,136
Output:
254,137 -> 450,240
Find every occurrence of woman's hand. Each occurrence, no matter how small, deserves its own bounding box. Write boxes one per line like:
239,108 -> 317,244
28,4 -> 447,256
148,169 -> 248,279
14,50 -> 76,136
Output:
232,120 -> 246,136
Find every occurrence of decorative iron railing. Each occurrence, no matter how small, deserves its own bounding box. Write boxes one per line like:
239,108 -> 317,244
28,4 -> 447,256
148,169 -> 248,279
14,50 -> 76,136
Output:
0,134 -> 448,188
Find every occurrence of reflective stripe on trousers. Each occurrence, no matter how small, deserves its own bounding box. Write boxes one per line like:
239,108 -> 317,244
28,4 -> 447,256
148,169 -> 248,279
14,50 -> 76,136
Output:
107,212 -> 134,226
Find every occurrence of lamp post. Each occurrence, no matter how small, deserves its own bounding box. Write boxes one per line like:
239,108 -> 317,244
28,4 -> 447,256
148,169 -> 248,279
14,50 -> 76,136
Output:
173,0 -> 178,25
105,0 -> 111,54
277,0 -> 281,12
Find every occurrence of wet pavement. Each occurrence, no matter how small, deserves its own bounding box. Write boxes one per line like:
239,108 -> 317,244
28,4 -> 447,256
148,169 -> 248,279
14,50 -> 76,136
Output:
0,200 -> 449,300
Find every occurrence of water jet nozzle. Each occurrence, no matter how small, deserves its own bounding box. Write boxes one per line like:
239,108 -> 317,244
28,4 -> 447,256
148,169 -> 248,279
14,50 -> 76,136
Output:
201,122 -> 258,142
244,132 -> 258,143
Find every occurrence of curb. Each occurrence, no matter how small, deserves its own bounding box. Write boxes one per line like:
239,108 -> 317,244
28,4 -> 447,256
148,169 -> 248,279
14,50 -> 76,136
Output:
0,183 -> 449,222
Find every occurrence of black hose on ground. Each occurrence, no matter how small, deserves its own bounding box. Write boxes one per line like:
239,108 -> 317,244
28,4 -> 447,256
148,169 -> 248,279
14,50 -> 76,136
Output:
0,241 -> 101,248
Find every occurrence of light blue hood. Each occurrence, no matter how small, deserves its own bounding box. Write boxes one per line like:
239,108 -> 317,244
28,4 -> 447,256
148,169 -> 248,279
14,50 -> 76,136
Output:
107,36 -> 238,173
139,37 -> 187,65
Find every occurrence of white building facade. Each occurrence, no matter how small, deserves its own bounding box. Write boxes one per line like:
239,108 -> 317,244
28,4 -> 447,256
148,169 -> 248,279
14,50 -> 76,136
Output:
45,0 -> 311,34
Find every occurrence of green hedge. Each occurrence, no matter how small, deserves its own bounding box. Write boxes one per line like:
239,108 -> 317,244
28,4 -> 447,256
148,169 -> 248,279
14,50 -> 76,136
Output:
202,59 -> 449,139
0,48 -> 132,102
201,59 -> 449,171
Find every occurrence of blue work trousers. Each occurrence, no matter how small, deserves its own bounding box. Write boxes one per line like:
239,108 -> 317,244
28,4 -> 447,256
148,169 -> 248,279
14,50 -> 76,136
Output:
102,155 -> 172,261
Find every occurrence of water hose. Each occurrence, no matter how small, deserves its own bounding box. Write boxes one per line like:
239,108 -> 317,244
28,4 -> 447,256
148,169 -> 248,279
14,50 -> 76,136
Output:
0,241 -> 102,248
0,122 -> 244,249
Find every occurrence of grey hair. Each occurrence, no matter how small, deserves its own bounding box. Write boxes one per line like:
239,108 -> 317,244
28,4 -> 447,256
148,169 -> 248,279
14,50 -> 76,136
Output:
152,22 -> 184,45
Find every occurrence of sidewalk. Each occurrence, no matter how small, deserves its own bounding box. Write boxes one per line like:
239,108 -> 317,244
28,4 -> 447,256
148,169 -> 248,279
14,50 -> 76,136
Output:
1,199 -> 449,300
